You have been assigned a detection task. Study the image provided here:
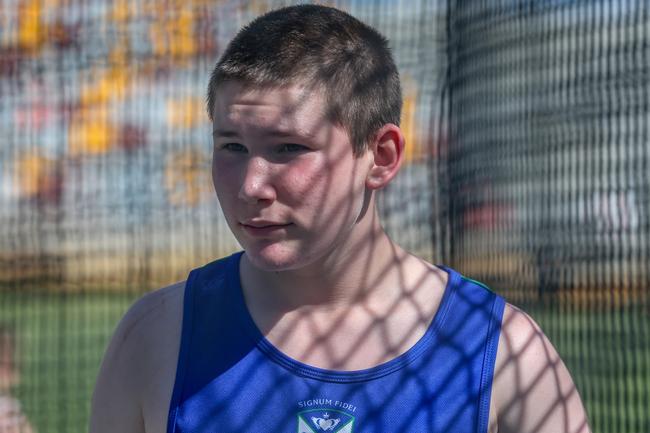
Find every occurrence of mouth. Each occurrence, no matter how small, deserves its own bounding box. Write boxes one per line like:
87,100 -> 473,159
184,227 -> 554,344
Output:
239,221 -> 292,237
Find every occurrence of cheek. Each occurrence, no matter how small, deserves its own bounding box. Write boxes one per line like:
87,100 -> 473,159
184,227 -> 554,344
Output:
278,165 -> 321,202
275,157 -> 337,206
212,159 -> 239,204
277,157 -> 366,221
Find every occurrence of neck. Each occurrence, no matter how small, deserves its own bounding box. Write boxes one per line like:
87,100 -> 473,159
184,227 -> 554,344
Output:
236,210 -> 449,370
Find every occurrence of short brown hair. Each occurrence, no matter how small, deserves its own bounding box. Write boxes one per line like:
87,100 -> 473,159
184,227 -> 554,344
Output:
206,4 -> 402,155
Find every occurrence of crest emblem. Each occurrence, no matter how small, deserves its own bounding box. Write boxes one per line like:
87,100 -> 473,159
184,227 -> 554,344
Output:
297,409 -> 354,433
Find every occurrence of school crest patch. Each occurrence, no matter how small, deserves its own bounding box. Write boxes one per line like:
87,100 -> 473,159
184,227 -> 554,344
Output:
297,409 -> 354,433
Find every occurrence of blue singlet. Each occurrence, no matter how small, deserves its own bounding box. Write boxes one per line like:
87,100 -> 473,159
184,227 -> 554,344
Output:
167,252 -> 505,433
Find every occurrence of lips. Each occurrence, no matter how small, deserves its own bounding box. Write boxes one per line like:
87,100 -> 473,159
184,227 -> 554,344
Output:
239,220 -> 292,237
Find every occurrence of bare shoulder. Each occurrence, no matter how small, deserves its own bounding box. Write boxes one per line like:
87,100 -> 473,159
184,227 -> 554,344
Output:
105,281 -> 185,372
120,281 -> 186,345
490,303 -> 591,433
90,281 -> 186,433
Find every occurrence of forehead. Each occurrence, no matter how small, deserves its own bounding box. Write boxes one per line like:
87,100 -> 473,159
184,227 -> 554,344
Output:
212,81 -> 329,132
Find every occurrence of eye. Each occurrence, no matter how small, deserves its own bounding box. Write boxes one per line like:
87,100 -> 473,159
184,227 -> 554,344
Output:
279,143 -> 308,153
220,143 -> 248,153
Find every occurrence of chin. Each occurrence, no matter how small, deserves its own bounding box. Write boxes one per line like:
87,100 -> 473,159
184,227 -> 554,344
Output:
243,242 -> 307,272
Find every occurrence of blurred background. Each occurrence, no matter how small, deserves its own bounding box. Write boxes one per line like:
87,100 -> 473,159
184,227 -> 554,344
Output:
0,0 -> 648,432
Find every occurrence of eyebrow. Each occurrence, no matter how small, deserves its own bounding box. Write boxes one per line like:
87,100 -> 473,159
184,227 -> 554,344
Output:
212,128 -> 315,139
212,129 -> 240,138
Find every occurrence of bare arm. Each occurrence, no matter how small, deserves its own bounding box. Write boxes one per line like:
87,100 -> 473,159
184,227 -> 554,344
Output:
492,304 -> 591,433
89,294 -> 152,433
90,282 -> 184,433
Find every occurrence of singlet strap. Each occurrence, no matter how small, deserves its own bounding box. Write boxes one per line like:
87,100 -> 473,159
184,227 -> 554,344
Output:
166,268 -> 200,433
476,287 -> 506,432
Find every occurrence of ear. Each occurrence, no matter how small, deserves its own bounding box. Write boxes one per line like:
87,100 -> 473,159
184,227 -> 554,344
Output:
365,124 -> 405,190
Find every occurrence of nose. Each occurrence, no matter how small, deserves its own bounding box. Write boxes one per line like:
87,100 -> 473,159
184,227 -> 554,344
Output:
238,157 -> 276,204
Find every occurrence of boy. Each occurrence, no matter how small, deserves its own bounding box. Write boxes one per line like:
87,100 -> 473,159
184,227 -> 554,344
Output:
90,5 -> 590,433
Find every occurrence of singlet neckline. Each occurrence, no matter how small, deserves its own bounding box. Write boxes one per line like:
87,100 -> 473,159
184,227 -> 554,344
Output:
226,251 -> 459,383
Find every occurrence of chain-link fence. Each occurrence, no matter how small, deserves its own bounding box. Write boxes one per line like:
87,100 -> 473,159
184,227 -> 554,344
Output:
0,0 -> 647,432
